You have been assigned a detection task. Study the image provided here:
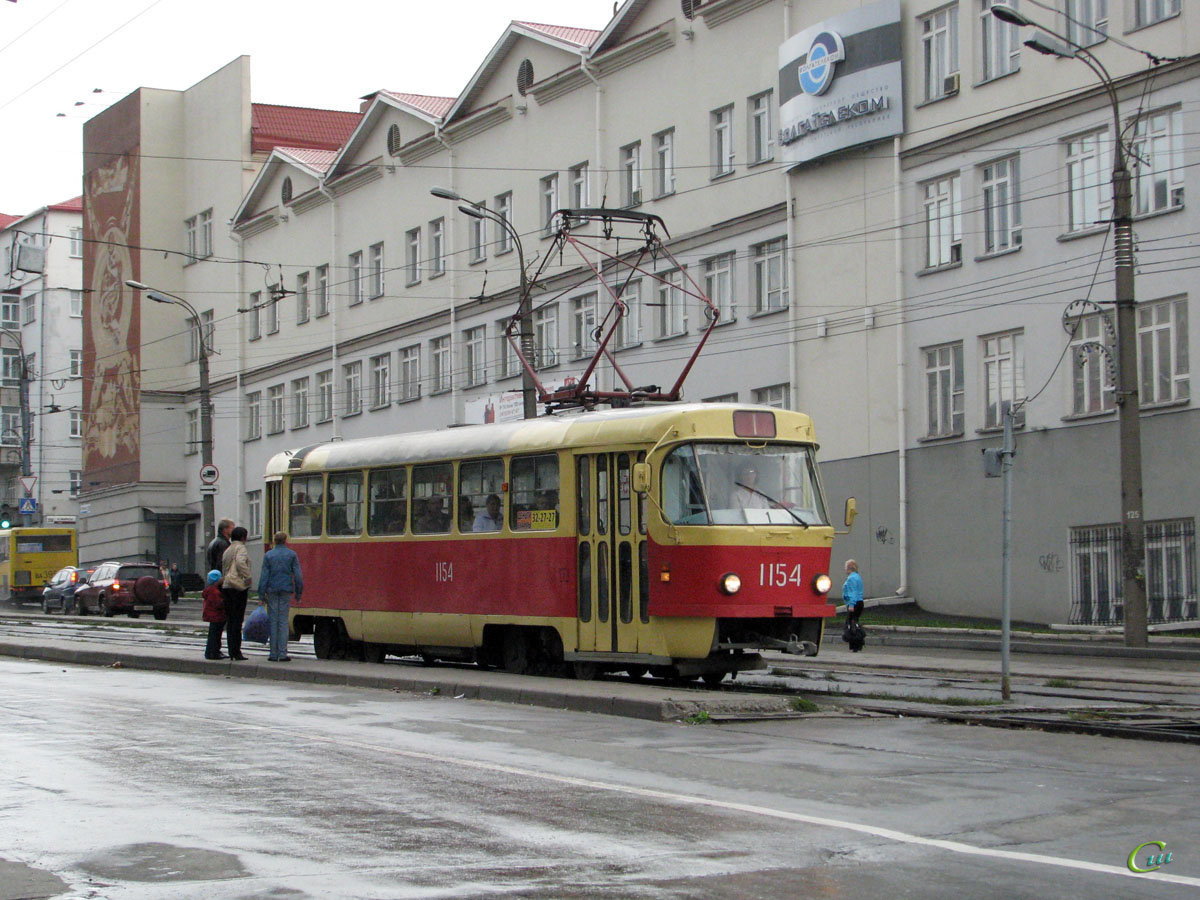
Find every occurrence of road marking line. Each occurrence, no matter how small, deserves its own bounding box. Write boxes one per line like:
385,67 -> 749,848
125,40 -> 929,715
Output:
169,711 -> 1198,887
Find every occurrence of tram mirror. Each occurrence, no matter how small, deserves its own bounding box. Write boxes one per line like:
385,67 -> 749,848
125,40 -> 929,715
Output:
632,462 -> 651,494
844,497 -> 858,529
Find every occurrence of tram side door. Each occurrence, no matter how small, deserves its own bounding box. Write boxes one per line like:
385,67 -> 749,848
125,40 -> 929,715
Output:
576,452 -> 646,655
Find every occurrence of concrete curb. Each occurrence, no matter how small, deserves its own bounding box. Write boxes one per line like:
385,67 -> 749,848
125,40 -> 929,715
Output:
867,631 -> 1200,661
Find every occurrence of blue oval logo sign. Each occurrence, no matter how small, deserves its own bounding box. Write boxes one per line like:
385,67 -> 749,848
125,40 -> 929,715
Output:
797,30 -> 846,96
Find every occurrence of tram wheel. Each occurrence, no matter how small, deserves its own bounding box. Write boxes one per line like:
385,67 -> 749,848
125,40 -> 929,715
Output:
572,662 -> 599,681
363,642 -> 386,664
313,619 -> 340,660
501,629 -> 530,674
701,672 -> 726,688
625,666 -> 648,681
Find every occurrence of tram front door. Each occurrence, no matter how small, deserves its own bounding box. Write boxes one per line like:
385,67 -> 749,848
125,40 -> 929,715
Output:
575,451 -> 648,655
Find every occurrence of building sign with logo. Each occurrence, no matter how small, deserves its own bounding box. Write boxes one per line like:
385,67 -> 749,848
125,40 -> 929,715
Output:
778,0 -> 903,167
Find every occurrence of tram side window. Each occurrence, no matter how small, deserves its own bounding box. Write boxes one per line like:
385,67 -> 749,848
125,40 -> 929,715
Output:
662,445 -> 710,525
510,454 -> 558,531
369,467 -> 407,535
289,474 -> 324,537
327,472 -> 365,536
459,458 -> 504,533
412,463 -> 453,534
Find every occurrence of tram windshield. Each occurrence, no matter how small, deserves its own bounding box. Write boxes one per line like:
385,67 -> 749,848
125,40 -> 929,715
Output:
661,443 -> 828,526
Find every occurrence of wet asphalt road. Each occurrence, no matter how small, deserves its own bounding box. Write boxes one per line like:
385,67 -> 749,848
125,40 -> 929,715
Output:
1,658 -> 1198,899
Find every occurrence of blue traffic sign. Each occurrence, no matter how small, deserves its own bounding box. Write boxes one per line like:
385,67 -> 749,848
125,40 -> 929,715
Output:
18,497 -> 37,514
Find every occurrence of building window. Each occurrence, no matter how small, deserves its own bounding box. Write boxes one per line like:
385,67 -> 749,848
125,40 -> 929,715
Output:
199,210 -> 212,258
703,252 -> 735,323
266,294 -> 279,334
21,295 -> 35,325
1136,0 -> 1180,27
749,91 -> 773,164
316,370 -> 333,422
753,238 -> 789,312
657,270 -> 687,338
569,163 -> 589,209
70,470 -> 81,496
711,105 -> 734,177
431,336 -> 451,393
1066,0 -> 1107,47
621,142 -> 642,207
924,342 -> 964,437
186,209 -> 213,260
1069,313 -> 1116,415
369,242 -> 385,298
980,0 -> 1020,81
921,6 -> 960,102
1,405 -> 19,441
923,173 -> 962,268
67,349 -> 82,378
1,295 -> 17,330
296,271 -> 310,324
1138,296 -> 1189,406
343,361 -> 362,415
185,216 -> 197,260
69,408 -> 82,438
540,173 -> 560,235
292,376 -> 310,429
1131,108 -> 1183,216
1,347 -> 20,387
498,320 -> 520,378
1065,129 -> 1111,232
248,292 -> 262,341
615,279 -> 641,349
348,251 -> 364,305
370,353 -> 391,408
429,219 -> 445,276
69,227 -> 83,258
186,409 -> 199,455
267,384 -> 284,434
704,393 -> 739,403
247,490 -> 262,539
753,384 -> 790,409
1070,519 -> 1196,625
315,265 -> 329,317
470,205 -> 487,263
246,391 -> 261,440
463,326 -> 486,387
572,294 -> 597,360
406,228 -> 421,284
654,129 -> 675,197
982,330 -> 1025,428
399,345 -> 421,400
69,290 -> 83,318
494,192 -> 513,254
534,305 -> 558,369
981,156 -> 1021,253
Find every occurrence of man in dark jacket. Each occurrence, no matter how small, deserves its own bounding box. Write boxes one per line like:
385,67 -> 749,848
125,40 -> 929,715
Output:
205,518 -> 234,574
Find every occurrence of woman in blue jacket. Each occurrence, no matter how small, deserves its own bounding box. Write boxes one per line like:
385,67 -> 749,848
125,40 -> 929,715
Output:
258,531 -> 303,662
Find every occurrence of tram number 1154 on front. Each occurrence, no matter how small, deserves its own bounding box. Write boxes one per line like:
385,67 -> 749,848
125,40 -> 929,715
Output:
760,562 -> 803,588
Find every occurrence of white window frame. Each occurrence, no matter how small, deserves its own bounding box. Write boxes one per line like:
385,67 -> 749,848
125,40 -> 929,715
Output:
498,321 -> 521,379
1135,0 -> 1180,28
923,173 -> 963,268
749,91 -> 774,164
370,353 -> 391,408
753,238 -> 789,312
315,265 -> 329,317
924,342 -> 965,437
69,408 -> 82,438
399,345 -> 421,400
1065,128 -> 1112,232
569,163 -> 589,209
494,192 -> 513,254
343,361 -> 362,417
431,336 -> 452,393
21,294 -> 35,325
406,228 -> 421,284
703,252 -> 735,323
69,227 -> 83,258
267,384 -> 285,434
292,376 -> 310,429
266,294 -> 279,335
711,105 -> 734,177
753,384 -> 790,409
1069,313 -> 1116,415
541,173 -> 560,235
980,0 -> 1020,81
69,290 -> 83,318
348,251 -> 364,306
572,294 -> 597,360
921,6 -> 960,102
69,349 -> 83,378
199,209 -> 212,258
615,279 -> 642,350
70,470 -> 82,496
1138,296 -> 1189,406
186,409 -> 199,455
245,391 -> 262,440
246,490 -> 262,539
621,142 -> 642,207
248,292 -> 262,341
654,129 -> 675,198
0,295 -> 17,330
1131,108 -> 1184,217
1066,0 -> 1108,47
296,271 -> 310,324
534,304 -> 559,369
428,219 -> 445,277
470,204 -> 487,263
981,155 -> 1021,254
983,330 -> 1025,428
657,269 -> 687,338
463,326 -> 486,387
316,370 -> 333,422
369,242 -> 385,298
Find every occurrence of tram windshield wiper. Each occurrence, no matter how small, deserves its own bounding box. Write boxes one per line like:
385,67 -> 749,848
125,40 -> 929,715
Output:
735,483 -> 809,528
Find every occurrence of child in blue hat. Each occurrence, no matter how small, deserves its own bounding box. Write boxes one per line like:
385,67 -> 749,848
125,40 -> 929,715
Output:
202,569 -> 227,660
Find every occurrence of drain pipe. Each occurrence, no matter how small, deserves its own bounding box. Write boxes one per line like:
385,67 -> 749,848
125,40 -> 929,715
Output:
892,135 -> 908,597
435,124 -> 459,423
317,180 -> 340,438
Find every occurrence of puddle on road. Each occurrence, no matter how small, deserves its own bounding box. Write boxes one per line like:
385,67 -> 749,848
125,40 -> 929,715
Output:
78,842 -> 249,883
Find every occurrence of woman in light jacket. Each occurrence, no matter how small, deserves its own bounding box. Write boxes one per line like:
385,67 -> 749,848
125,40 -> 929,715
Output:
220,526 -> 252,660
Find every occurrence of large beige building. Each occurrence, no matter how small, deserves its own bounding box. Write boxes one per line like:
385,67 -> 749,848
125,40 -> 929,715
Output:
81,0 -> 1197,625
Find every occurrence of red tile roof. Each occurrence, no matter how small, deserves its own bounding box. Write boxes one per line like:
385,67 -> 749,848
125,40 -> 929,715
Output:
515,21 -> 600,47
0,213 -> 19,231
379,91 -> 456,120
275,147 -> 339,174
49,196 -> 83,212
251,104 -> 361,154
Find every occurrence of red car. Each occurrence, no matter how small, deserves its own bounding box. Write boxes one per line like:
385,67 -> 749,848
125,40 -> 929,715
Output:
75,562 -> 169,619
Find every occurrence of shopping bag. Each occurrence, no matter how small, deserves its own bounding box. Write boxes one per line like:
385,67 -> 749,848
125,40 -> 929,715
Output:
242,604 -> 269,644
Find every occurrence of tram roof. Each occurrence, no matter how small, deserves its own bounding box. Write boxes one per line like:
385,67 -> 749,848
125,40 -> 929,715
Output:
265,403 -> 816,476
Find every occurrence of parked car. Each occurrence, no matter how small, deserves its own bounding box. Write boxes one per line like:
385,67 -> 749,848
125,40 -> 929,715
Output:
74,562 -> 169,619
42,565 -> 96,615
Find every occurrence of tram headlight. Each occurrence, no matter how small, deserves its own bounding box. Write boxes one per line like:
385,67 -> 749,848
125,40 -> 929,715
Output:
719,573 -> 742,595
813,573 -> 832,594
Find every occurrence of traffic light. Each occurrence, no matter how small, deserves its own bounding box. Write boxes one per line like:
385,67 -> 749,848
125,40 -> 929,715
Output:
0,505 -> 11,529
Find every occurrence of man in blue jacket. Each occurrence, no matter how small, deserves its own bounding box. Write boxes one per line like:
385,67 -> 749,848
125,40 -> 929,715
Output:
258,531 -> 303,662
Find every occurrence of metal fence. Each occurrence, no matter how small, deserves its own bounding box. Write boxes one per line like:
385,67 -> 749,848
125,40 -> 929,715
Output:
1069,518 -> 1197,625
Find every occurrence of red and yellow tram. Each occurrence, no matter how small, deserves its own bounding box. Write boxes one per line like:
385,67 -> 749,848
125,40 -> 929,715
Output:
264,403 -> 855,682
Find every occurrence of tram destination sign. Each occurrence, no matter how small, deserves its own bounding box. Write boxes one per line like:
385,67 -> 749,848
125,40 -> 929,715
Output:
778,0 -> 903,167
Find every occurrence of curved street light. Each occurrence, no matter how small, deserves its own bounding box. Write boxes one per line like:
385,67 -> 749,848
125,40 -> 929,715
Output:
430,187 -> 537,419
990,5 -> 1146,647
125,280 -> 215,544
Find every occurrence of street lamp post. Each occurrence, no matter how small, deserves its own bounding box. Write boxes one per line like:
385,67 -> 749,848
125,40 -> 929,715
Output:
991,5 -> 1147,646
125,281 -> 215,546
430,187 -> 537,419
